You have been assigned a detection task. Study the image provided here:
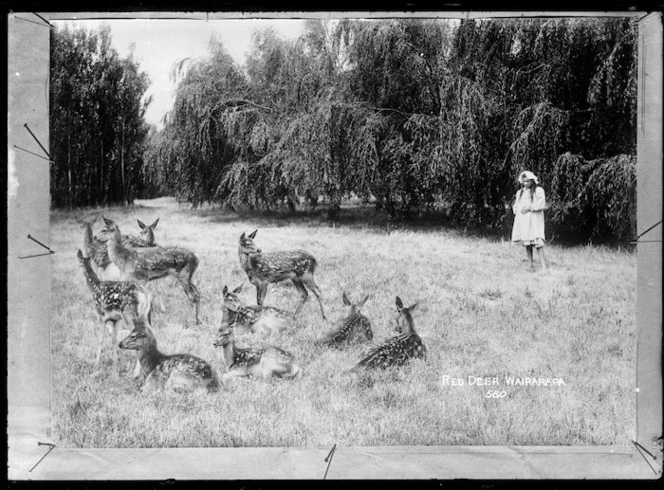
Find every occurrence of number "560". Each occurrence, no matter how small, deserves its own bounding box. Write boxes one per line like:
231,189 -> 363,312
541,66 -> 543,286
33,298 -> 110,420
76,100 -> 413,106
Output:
485,390 -> 507,398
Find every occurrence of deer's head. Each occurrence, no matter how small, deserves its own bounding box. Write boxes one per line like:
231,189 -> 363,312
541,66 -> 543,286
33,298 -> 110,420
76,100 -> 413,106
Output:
137,218 -> 159,243
394,296 -> 417,334
343,292 -> 369,315
220,284 -> 246,324
119,322 -> 154,350
96,216 -> 121,243
239,230 -> 261,255
76,249 -> 88,265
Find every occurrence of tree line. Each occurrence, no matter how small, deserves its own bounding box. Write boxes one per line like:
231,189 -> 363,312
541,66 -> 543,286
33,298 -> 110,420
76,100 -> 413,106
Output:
50,18 -> 637,243
50,24 -> 151,209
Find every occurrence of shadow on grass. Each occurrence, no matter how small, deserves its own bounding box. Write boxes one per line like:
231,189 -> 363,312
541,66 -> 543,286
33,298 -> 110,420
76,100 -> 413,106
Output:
188,202 -> 485,238
54,196 -> 635,250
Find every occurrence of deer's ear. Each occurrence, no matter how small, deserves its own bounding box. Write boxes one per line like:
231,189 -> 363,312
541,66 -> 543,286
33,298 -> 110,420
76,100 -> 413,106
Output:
150,218 -> 159,229
248,230 -> 258,239
358,294 -> 370,308
395,296 -> 403,309
222,285 -> 228,295
407,303 -> 418,312
342,292 -> 351,306
102,215 -> 114,227
77,249 -> 83,259
240,232 -> 246,240
233,284 -> 243,294
137,219 -> 146,230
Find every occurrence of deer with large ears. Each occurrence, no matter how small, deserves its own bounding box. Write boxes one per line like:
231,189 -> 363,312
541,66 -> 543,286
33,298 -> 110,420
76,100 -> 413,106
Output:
213,324 -> 301,379
76,249 -> 152,369
220,284 -> 292,335
119,319 -> 221,393
75,215 -> 160,281
350,296 -> 426,370
316,292 -> 373,346
238,230 -> 326,319
96,216 -> 201,325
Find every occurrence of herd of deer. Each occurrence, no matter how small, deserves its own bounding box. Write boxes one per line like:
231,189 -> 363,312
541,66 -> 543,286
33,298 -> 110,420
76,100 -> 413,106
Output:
74,215 -> 427,395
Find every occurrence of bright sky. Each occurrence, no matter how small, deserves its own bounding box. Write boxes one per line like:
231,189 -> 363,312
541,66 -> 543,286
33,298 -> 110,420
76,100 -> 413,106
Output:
55,19 -> 307,129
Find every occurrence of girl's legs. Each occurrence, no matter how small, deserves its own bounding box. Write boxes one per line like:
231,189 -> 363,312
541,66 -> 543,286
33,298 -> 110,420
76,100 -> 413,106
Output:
525,245 -> 534,269
536,246 -> 547,272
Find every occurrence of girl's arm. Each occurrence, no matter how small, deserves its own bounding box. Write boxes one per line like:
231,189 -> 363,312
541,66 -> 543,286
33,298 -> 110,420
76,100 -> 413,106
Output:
530,187 -> 547,212
512,191 -> 520,214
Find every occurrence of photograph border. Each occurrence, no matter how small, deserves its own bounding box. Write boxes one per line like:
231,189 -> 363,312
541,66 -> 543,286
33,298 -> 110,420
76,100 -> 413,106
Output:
7,9 -> 662,480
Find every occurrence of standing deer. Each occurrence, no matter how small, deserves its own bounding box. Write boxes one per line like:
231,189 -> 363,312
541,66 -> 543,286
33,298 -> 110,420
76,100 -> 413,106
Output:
221,284 -> 292,335
96,216 -> 201,325
77,249 -> 152,369
76,215 -> 160,281
350,296 -> 426,370
213,325 -> 301,379
238,230 -> 326,319
119,319 -> 220,393
316,292 -> 373,346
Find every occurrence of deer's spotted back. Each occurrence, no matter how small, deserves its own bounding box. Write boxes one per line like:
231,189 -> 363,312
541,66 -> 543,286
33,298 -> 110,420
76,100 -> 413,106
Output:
134,247 -> 198,277
249,250 -> 316,277
90,282 -> 138,313
230,346 -> 267,369
152,354 -> 217,384
320,313 -> 373,345
357,333 -> 426,369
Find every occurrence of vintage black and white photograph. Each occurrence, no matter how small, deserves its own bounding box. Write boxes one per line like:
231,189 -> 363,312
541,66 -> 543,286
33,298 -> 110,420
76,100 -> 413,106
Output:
7,10 -> 663,479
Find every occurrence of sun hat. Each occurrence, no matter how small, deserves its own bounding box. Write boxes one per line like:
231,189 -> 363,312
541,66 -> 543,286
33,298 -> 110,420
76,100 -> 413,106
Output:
519,170 -> 539,184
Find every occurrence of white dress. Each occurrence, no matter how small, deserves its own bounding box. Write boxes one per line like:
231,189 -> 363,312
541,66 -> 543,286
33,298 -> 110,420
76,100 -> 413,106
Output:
511,187 -> 546,247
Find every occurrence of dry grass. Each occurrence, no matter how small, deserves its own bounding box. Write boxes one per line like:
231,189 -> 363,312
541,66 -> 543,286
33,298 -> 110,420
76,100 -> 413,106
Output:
50,197 -> 636,448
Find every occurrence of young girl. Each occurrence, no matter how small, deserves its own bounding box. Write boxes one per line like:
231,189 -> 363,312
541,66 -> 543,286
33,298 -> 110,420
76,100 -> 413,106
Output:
511,170 -> 547,271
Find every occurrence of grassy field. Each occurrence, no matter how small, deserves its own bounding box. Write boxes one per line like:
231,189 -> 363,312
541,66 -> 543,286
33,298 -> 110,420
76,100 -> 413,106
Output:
50,197 -> 636,448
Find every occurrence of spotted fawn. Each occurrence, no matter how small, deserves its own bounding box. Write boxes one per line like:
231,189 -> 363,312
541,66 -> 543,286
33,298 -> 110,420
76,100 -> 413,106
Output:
77,249 -> 152,368
221,284 -> 292,335
76,215 -> 159,280
97,216 -> 201,325
316,292 -> 373,346
350,296 -> 426,370
213,325 -> 301,379
119,319 -> 220,394
238,230 -> 326,319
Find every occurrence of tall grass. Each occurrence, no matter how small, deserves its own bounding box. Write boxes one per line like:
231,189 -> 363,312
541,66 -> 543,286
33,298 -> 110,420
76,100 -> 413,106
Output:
50,197 -> 636,448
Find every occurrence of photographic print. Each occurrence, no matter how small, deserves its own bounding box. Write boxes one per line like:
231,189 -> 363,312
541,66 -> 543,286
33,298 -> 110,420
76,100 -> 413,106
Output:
7,10 -> 663,480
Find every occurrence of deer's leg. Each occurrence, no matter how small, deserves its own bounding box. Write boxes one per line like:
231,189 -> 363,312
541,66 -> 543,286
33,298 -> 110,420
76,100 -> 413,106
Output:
110,320 -> 119,366
291,278 -> 309,317
302,273 -> 326,319
190,282 -> 200,325
222,368 -> 250,379
176,272 -> 200,325
96,319 -> 109,365
256,282 -> 268,306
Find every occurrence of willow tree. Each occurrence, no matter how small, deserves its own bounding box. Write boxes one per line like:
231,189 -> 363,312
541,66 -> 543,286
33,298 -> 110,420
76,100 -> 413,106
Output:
147,17 -> 636,242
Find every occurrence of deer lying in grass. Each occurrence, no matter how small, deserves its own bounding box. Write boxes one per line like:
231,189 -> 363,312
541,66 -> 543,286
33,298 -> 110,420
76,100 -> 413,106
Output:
316,292 -> 373,346
220,284 -> 292,335
238,230 -> 326,319
213,325 -> 301,379
97,216 -> 201,325
77,249 -> 152,369
119,319 -> 220,393
75,215 -> 160,280
350,296 -> 426,370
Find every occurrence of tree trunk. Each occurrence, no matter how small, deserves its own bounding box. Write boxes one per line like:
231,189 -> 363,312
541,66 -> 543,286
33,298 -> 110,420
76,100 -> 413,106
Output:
67,135 -> 72,210
121,117 -> 126,205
